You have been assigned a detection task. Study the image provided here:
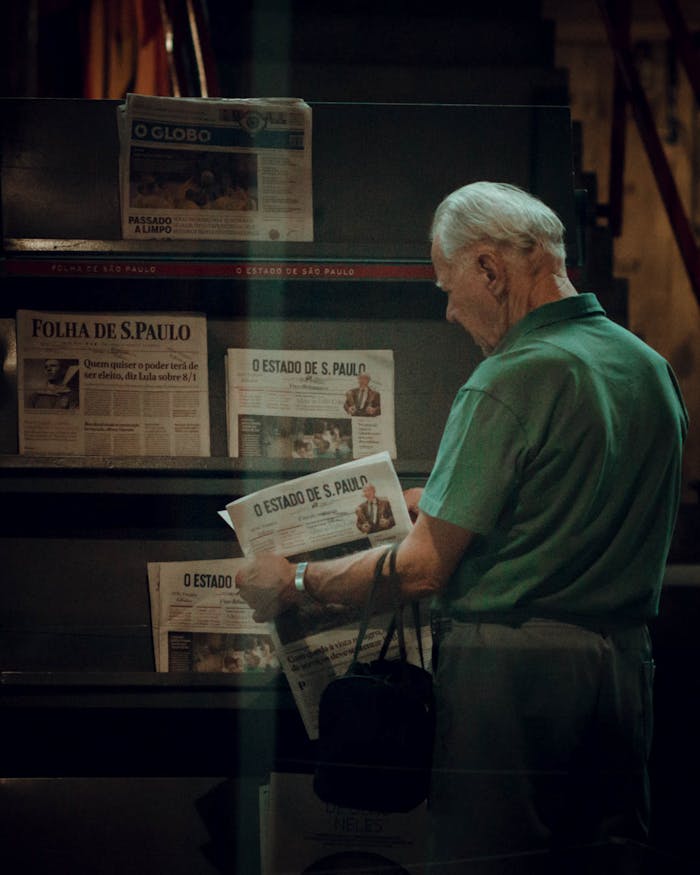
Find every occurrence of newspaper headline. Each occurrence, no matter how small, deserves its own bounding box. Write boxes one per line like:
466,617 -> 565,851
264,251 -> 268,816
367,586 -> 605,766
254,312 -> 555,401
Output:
260,772 -> 427,874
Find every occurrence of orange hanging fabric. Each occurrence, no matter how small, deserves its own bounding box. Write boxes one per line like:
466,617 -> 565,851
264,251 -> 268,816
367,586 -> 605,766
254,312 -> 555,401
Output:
83,0 -> 171,99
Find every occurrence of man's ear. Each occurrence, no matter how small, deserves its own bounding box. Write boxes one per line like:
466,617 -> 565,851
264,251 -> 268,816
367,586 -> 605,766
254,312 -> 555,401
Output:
478,251 -> 507,301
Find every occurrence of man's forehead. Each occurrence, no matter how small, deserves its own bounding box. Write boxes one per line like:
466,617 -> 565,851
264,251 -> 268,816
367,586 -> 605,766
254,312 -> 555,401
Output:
431,239 -> 455,285
430,238 -> 446,263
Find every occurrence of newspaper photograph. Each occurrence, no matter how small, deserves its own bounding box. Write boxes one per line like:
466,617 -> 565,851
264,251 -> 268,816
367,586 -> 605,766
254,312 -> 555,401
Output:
17,309 -> 210,457
147,558 -> 280,674
225,348 -> 396,460
118,93 -> 313,241
222,451 -> 429,738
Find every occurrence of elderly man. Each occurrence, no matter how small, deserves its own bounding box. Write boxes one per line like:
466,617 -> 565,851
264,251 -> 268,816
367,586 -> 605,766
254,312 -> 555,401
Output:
237,182 -> 688,872
355,483 -> 396,534
344,372 -> 381,416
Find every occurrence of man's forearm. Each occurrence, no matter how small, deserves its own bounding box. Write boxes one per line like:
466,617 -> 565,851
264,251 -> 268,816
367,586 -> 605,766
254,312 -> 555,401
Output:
236,508 -> 473,621
301,509 -> 473,612
301,544 -> 391,610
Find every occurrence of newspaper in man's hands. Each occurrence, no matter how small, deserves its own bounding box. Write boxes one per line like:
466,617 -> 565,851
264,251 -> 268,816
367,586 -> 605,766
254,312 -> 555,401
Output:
222,451 -> 429,738
118,93 -> 313,242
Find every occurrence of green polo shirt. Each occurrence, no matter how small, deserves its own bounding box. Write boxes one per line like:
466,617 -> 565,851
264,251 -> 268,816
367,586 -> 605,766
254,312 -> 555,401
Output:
419,293 -> 688,623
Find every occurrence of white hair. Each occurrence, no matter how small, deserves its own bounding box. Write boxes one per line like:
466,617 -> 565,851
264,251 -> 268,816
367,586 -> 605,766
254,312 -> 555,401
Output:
430,181 -> 567,266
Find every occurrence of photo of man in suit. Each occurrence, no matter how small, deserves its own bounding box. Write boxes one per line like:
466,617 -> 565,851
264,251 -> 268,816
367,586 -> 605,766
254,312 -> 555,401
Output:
355,483 -> 395,534
344,373 -> 381,417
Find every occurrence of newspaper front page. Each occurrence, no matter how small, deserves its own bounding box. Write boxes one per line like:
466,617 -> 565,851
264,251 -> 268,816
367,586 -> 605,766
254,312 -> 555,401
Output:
119,93 -> 313,241
223,451 -> 428,738
225,348 -> 396,460
17,309 -> 210,457
147,558 -> 280,674
261,772 -> 427,874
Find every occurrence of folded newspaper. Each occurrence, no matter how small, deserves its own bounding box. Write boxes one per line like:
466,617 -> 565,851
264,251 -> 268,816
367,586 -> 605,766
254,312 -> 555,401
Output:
260,772 -> 427,875
147,557 -> 279,674
222,450 -> 430,739
16,309 -> 210,457
118,93 -> 313,241
225,348 -> 396,460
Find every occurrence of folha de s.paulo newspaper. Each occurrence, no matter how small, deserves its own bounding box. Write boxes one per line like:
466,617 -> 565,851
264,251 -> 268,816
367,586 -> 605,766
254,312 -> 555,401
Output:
221,450 -> 431,739
16,309 -> 210,457
118,93 -> 313,242
147,557 -> 280,675
225,348 -> 396,460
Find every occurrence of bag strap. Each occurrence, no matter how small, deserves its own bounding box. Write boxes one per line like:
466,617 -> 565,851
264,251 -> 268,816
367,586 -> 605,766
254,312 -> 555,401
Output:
353,542 -> 427,670
351,545 -> 392,663
387,543 -> 408,662
378,543 -> 427,670
413,601 -> 426,669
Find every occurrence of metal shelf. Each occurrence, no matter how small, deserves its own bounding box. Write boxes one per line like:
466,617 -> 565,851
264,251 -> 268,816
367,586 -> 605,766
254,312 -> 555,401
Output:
0,454 -> 431,494
0,670 -> 290,711
2,241 -> 434,282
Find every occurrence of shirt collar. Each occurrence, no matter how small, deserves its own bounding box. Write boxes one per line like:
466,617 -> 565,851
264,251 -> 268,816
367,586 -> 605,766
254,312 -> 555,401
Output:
494,293 -> 605,355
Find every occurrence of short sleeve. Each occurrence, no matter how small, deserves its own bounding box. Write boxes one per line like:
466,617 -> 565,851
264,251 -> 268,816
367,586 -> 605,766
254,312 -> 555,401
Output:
419,387 -> 528,534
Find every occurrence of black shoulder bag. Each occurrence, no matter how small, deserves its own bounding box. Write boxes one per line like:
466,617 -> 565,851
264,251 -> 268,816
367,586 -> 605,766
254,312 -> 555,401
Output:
313,543 -> 435,812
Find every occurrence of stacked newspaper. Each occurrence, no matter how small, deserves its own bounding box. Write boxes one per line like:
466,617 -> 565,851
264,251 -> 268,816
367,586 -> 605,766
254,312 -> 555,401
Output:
222,451 -> 430,739
260,772 -> 428,874
118,93 -> 313,241
224,347 -> 396,460
147,558 -> 279,674
16,309 -> 210,457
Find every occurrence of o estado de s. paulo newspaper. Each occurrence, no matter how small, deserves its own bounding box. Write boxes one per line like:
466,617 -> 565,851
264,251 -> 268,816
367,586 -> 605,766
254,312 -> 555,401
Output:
225,348 -> 396,460
118,93 -> 313,242
222,451 -> 431,739
16,309 -> 210,457
147,557 -> 280,674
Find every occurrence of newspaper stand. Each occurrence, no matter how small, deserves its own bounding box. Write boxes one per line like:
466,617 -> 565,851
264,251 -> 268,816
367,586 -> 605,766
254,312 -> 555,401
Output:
0,98 -> 580,872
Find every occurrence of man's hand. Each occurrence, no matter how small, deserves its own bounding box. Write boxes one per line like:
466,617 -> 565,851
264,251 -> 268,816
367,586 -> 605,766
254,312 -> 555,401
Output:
403,487 -> 424,523
235,553 -> 300,621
